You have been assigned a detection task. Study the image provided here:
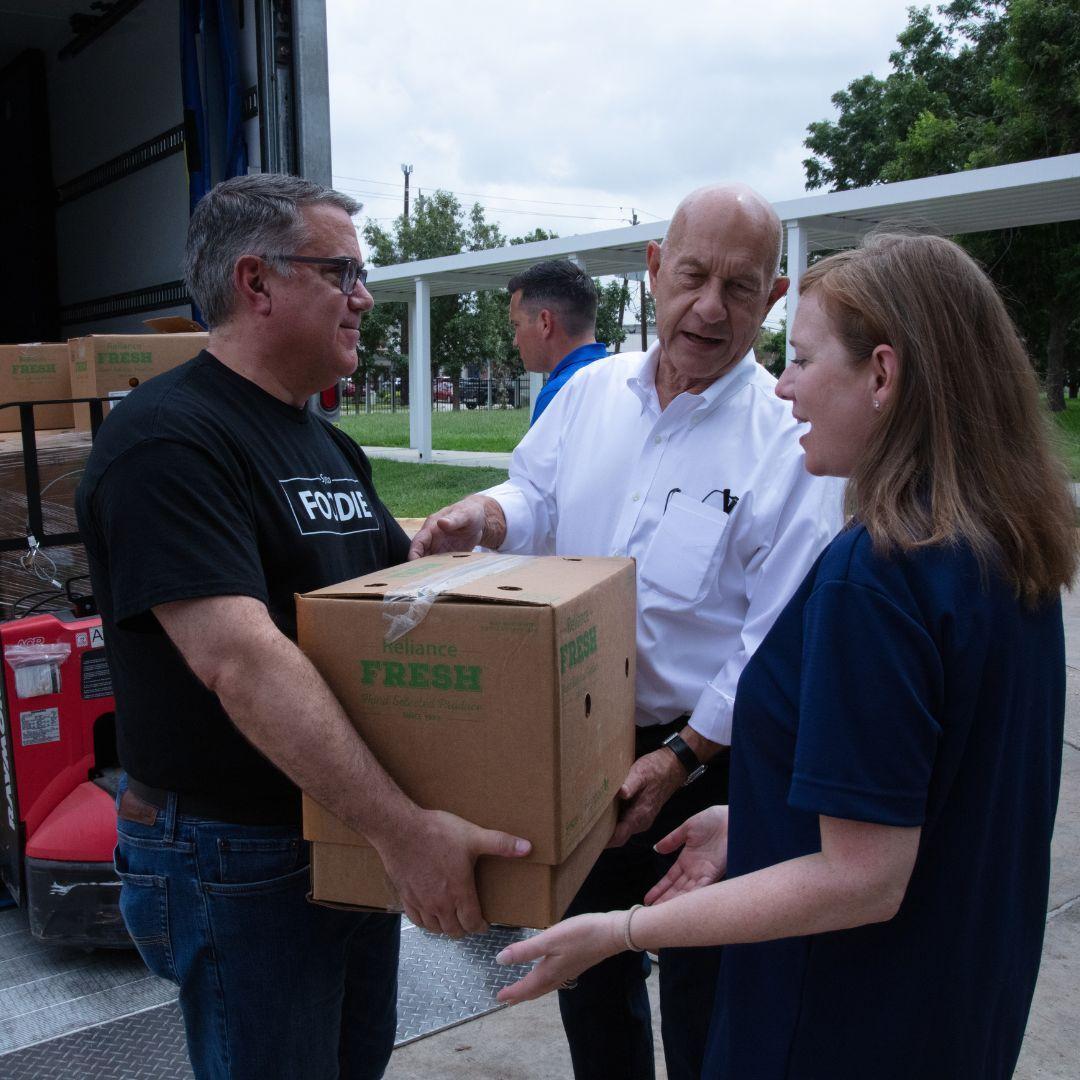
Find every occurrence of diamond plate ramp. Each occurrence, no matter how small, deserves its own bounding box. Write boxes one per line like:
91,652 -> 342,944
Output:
0,907 -> 177,1055
0,1002 -> 192,1079
0,920 -> 534,1076
396,923 -> 534,1045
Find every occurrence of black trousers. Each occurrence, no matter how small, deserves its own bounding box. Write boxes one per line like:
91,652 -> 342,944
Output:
558,720 -> 729,1080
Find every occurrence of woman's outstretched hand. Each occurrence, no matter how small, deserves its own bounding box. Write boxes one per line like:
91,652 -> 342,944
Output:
495,912 -> 623,1005
645,805 -> 729,906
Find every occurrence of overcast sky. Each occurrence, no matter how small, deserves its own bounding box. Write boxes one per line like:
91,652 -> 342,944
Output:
326,0 -> 918,244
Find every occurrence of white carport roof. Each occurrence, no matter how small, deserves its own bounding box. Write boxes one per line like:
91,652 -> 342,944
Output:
365,153 -> 1080,462
365,152 -> 1080,304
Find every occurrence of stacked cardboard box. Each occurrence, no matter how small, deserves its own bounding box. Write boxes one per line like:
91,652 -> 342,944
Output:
298,552 -> 637,928
67,332 -> 207,431
0,344 -> 74,432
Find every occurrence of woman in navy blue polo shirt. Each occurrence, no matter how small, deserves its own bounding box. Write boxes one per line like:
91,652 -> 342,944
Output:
496,233 -> 1076,1079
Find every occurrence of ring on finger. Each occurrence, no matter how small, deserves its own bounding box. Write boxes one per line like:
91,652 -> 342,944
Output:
558,978 -> 578,991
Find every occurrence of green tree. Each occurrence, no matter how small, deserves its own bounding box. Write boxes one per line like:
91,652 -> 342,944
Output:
361,194 -> 561,408
756,321 -> 787,378
510,227 -> 558,247
596,280 -> 629,350
803,0 -> 1080,409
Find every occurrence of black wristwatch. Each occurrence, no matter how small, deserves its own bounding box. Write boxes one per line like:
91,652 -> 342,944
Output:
662,732 -> 707,785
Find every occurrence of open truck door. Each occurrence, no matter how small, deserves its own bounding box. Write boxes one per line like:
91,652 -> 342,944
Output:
0,0 -> 336,948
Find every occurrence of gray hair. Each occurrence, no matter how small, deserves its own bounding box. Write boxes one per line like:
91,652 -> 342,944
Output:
184,173 -> 362,327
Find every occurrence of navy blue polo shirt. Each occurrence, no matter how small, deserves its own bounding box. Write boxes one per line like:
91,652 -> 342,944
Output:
705,524 -> 1064,1080
530,342 -> 608,425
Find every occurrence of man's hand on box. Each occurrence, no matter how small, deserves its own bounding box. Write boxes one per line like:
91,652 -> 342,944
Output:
607,749 -> 685,848
374,809 -> 531,938
407,496 -> 506,559
645,806 -> 728,906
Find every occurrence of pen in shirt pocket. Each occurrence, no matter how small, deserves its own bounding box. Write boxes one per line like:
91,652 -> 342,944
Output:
665,487 -> 741,515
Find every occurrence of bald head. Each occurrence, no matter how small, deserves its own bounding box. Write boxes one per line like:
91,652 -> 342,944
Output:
664,183 -> 782,278
645,182 -> 789,401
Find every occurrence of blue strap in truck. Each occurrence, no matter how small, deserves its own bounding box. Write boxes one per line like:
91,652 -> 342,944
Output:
211,0 -> 249,181
180,0 -> 210,215
180,0 -> 248,326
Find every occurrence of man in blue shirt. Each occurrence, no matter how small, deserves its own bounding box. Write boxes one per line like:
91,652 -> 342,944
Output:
507,259 -> 609,424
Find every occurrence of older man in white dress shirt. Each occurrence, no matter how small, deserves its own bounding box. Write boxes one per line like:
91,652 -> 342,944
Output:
409,183 -> 842,1080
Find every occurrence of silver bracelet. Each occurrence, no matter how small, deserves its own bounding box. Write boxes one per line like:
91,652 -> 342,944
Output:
623,904 -> 645,952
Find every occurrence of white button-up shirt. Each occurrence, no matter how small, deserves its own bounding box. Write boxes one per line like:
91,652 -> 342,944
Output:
483,344 -> 844,745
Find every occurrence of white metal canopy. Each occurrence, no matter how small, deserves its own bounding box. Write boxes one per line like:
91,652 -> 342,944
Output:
361,153 -> 1080,461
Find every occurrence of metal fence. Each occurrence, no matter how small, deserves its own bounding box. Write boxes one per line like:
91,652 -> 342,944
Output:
339,374 -> 532,415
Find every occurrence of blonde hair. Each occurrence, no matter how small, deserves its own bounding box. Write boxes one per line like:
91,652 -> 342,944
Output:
801,232 -> 1077,605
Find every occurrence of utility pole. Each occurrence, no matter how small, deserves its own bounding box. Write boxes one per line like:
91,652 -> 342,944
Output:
400,164 -> 414,411
614,209 -> 637,354
634,210 -> 648,351
401,162 -> 413,219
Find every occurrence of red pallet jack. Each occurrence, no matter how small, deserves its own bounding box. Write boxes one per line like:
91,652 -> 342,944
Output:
0,396 -> 129,947
0,605 -> 125,946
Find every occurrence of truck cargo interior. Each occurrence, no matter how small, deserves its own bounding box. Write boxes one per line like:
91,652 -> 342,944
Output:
0,4 -> 537,1075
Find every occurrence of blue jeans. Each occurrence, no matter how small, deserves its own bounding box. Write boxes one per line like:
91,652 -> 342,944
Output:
115,779 -> 400,1079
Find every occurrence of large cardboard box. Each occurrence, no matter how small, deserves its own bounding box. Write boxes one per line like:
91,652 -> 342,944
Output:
0,344 -> 74,432
298,552 -> 638,927
311,799 -> 618,930
68,332 -> 208,431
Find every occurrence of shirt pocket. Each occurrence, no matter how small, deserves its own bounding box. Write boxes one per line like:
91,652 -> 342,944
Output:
638,492 -> 731,603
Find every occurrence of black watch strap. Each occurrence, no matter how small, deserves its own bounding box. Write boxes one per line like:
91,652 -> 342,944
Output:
662,732 -> 707,785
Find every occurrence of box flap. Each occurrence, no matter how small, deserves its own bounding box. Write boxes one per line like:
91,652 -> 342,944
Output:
143,316 -> 206,333
73,332 -> 209,345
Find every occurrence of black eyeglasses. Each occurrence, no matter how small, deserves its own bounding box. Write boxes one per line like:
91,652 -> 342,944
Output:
264,254 -> 368,295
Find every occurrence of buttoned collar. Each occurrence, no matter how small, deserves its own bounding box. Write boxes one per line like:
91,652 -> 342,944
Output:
626,342 -> 761,419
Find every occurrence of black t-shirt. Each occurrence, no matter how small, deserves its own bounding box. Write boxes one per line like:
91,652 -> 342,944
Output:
76,351 -> 410,823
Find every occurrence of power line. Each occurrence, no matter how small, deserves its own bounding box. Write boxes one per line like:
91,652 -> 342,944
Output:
335,184 -> 628,224
331,171 -> 659,216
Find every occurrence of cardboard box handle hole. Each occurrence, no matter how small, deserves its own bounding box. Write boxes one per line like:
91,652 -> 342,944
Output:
585,693 -> 592,717
625,657 -> 630,677
497,585 -> 523,591
364,582 -> 387,587
451,553 -> 471,558
561,557 -> 582,562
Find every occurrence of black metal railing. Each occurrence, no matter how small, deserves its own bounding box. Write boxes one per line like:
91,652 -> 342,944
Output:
0,399 -> 108,552
339,375 -> 532,415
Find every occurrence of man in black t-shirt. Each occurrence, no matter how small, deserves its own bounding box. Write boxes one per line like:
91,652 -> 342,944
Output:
76,174 -> 530,1079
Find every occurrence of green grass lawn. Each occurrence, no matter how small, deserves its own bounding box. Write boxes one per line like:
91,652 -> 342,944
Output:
338,407 -> 530,454
360,398 -> 1080,515
369,458 -> 509,518
1052,396 -> 1080,480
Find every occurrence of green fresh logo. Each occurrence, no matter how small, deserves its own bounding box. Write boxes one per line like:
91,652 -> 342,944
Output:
359,659 -> 482,692
560,625 -> 597,674
12,364 -> 56,375
97,351 -> 152,366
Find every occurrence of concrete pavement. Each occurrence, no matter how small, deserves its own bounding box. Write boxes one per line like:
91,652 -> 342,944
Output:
385,587 -> 1080,1079
363,445 -> 512,469
1015,586 -> 1080,1079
